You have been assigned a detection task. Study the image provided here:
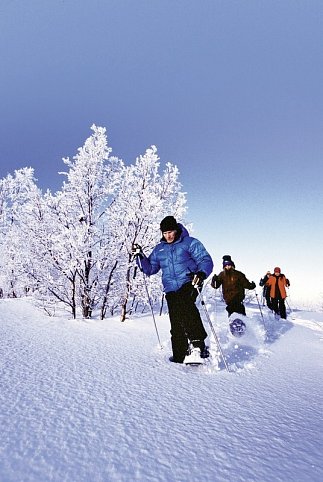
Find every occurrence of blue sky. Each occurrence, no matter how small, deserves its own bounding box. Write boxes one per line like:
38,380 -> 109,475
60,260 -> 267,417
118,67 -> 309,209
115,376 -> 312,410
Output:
1,0 -> 322,304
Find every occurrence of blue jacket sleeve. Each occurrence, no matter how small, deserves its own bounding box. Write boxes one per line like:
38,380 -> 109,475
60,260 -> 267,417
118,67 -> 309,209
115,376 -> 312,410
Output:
136,248 -> 161,276
189,238 -> 213,277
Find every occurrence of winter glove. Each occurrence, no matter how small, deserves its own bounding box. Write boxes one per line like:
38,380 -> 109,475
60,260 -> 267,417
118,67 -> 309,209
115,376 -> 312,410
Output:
250,281 -> 256,290
191,271 -> 206,289
131,243 -> 144,258
286,279 -> 290,287
210,274 -> 218,289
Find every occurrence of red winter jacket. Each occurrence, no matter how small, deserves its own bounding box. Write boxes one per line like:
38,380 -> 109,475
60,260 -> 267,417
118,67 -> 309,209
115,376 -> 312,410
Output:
265,274 -> 290,299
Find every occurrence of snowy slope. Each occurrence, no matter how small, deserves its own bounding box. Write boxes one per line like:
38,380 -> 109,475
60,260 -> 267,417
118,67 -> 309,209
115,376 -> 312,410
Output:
1,297 -> 323,482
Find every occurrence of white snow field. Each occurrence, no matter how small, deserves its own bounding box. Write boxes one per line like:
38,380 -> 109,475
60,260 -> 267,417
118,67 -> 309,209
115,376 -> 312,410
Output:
1,297 -> 323,482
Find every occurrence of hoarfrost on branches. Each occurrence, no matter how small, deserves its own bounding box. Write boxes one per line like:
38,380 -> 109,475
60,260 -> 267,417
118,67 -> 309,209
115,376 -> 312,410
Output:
0,126 -> 188,319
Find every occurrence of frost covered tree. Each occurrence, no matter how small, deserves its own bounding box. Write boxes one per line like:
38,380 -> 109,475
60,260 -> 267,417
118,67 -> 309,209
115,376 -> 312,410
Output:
0,168 -> 42,297
0,127 -> 188,321
36,124 -> 124,318
106,145 -> 187,321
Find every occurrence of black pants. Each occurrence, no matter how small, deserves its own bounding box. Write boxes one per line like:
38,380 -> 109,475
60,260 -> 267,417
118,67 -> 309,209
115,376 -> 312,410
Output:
271,297 -> 286,319
263,288 -> 272,310
166,282 -> 207,362
265,295 -> 273,310
225,298 -> 246,317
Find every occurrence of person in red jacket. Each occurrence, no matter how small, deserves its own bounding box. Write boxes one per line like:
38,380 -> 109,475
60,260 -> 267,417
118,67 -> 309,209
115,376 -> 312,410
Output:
265,267 -> 290,319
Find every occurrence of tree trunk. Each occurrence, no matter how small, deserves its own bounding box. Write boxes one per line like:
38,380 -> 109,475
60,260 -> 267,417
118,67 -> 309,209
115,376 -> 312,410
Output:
100,260 -> 118,320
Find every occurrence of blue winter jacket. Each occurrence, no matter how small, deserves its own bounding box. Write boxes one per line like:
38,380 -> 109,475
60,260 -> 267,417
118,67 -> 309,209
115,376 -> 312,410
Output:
139,224 -> 213,293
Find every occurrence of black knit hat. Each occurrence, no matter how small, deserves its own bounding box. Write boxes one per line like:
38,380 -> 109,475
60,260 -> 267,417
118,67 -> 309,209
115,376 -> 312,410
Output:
223,255 -> 232,262
222,254 -> 235,268
160,216 -> 178,232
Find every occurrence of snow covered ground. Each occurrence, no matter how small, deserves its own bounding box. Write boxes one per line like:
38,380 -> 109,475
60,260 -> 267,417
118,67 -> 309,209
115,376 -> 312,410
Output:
1,296 -> 323,482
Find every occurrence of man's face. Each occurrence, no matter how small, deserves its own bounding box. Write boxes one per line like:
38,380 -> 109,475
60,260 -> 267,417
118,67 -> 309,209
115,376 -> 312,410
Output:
224,264 -> 232,271
163,230 -> 177,243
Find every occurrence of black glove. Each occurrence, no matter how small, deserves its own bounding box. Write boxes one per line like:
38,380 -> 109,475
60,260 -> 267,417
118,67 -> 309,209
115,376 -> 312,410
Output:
191,271 -> 206,288
250,281 -> 256,290
210,274 -> 218,289
131,243 -> 143,258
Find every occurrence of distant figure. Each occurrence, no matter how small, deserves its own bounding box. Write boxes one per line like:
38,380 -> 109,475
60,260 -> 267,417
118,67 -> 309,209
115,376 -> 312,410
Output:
259,271 -> 272,309
211,255 -> 256,317
265,267 -> 290,319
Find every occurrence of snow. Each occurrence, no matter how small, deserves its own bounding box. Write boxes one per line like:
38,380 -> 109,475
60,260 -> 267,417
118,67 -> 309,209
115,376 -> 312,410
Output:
1,296 -> 323,482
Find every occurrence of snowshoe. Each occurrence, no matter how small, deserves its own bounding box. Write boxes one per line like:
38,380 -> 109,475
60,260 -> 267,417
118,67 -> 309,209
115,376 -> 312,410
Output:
183,347 -> 204,365
229,318 -> 246,337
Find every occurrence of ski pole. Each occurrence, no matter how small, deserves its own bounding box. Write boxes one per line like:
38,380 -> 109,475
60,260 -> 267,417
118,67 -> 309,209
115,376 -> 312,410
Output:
196,286 -> 231,373
285,299 -> 293,315
254,291 -> 267,332
159,292 -> 165,316
285,298 -> 297,321
137,256 -> 163,350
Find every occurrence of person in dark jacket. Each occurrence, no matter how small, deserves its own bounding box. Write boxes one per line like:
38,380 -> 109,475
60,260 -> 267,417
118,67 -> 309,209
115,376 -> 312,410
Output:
259,271 -> 272,309
132,216 -> 213,363
211,255 -> 256,317
265,267 -> 290,319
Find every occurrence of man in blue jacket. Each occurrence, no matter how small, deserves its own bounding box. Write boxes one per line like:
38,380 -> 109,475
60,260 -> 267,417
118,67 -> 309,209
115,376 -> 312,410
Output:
133,216 -> 213,364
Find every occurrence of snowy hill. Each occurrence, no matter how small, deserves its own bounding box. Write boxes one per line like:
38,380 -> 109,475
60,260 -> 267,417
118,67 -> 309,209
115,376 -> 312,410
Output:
1,297 -> 323,482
